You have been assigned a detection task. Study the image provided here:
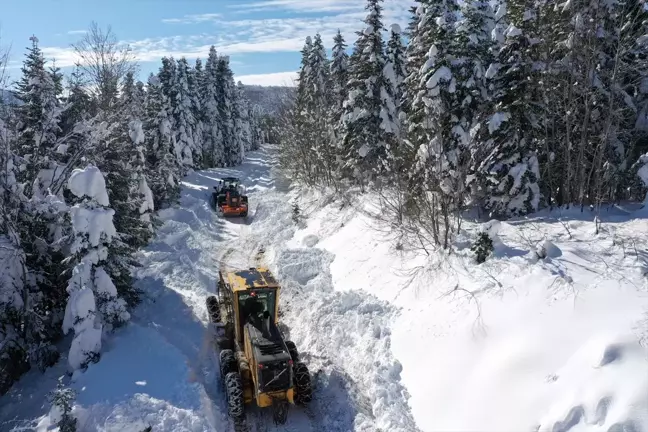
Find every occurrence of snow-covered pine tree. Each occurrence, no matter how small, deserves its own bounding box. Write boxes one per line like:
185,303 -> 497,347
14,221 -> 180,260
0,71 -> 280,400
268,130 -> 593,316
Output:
119,71 -> 155,238
201,47 -> 224,167
621,0 -> 648,202
145,72 -> 181,208
304,34 -> 335,184
340,0 -> 398,185
405,0 -> 463,248
278,37 -> 314,183
330,30 -> 350,113
384,23 -> 407,175
329,30 -> 350,173
191,58 -> 206,168
50,61 -> 64,102
592,0 -> 648,204
215,55 -> 244,166
237,82 -> 253,153
476,19 -> 541,217
15,36 -> 65,195
173,58 -> 198,170
48,377 -> 77,432
0,115 -> 31,394
249,104 -> 264,151
158,57 -> 185,176
60,66 -> 92,139
386,25 -> 406,118
14,36 -> 71,370
64,165 -> 128,371
121,72 -> 146,121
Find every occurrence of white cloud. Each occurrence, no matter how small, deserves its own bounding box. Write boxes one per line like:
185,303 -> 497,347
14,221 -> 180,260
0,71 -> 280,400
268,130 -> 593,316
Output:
228,0 -> 360,13
67,30 -> 88,35
237,70 -> 298,86
162,13 -> 222,24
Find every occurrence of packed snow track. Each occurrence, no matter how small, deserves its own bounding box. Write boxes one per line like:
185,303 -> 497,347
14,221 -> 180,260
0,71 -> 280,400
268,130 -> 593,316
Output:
0,145 -> 420,432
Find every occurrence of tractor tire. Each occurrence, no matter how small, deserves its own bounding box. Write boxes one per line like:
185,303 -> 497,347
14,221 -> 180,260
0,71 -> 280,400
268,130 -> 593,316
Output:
285,341 -> 299,363
293,362 -> 312,405
206,296 -> 221,323
224,372 -> 245,419
219,349 -> 237,380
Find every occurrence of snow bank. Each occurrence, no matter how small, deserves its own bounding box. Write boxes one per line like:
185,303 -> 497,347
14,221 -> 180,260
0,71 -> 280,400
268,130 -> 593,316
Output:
287,190 -> 648,432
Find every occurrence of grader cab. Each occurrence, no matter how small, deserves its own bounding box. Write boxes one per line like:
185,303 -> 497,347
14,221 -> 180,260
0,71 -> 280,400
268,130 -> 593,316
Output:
205,268 -> 311,428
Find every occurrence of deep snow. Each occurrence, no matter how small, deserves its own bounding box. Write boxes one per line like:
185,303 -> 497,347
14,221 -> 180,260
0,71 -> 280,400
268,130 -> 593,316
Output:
2,145 -> 647,432
288,193 -> 648,432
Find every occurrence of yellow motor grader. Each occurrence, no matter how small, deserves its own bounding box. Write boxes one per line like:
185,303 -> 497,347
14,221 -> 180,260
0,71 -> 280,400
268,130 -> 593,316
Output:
205,267 -> 312,428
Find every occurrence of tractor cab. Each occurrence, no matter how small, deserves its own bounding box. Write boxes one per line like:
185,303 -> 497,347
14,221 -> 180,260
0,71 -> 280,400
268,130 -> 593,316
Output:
215,177 -> 244,195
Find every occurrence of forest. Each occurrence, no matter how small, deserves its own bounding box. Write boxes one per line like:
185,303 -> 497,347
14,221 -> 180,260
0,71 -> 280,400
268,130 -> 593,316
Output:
278,0 -> 648,249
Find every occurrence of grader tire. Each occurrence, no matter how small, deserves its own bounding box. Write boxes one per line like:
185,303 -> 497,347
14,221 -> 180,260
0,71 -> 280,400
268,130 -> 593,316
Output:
293,362 -> 312,405
219,349 -> 237,381
206,296 -> 221,323
225,372 -> 245,419
285,341 -> 299,363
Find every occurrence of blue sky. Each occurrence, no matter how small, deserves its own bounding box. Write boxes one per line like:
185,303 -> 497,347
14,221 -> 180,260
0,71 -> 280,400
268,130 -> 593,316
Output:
2,0 -> 413,87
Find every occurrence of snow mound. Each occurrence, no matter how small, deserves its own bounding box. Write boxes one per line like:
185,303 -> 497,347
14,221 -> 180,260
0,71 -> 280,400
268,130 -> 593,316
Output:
536,239 -> 562,259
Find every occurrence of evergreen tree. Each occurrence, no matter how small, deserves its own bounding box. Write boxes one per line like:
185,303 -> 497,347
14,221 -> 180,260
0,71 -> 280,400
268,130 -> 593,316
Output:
173,58 -> 197,169
340,0 -> 398,185
215,55 -> 243,166
384,24 -> 407,174
64,165 -> 128,371
15,36 -> 65,195
14,36 -> 70,371
330,30 -> 350,113
60,66 -> 92,139
304,34 -> 335,184
145,73 -> 181,208
202,47 -> 224,167
477,20 -> 541,216
191,58 -> 206,167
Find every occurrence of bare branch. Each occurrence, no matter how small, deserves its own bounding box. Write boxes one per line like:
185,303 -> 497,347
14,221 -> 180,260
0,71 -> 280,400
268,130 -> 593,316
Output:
72,22 -> 137,111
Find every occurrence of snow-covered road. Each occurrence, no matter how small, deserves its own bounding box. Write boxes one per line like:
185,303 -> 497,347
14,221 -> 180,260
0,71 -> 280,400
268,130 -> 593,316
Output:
0,145 -> 420,432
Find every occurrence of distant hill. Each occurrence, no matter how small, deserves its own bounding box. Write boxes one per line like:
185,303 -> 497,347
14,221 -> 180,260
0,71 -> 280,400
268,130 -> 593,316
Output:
241,85 -> 294,117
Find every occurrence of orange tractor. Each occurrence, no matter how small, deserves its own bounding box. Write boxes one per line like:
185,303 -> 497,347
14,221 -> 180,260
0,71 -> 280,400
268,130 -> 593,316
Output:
211,177 -> 248,217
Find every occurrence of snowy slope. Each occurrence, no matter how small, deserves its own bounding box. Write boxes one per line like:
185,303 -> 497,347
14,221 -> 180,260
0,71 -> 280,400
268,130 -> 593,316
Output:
286,192 -> 648,432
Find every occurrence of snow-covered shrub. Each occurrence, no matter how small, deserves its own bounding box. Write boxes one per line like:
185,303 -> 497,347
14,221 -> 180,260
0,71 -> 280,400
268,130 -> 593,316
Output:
471,232 -> 494,264
48,377 -> 77,432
